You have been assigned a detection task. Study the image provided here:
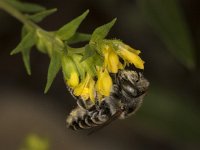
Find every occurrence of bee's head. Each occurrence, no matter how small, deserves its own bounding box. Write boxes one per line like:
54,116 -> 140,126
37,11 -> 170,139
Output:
116,70 -> 149,119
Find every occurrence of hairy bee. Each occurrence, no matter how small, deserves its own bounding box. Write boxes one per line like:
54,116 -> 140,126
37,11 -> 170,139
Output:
66,69 -> 149,131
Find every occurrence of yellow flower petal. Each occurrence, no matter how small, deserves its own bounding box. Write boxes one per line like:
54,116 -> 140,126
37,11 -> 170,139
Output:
79,88 -> 90,100
121,44 -> 141,55
96,69 -> 112,96
119,49 -> 144,69
67,72 -> 79,88
102,45 -> 120,73
108,49 -> 119,73
73,73 -> 95,101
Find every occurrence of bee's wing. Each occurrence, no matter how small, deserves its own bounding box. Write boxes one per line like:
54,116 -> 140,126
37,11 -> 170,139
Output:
88,110 -> 122,135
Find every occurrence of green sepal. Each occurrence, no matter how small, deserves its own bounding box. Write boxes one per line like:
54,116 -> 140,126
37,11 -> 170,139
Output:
80,44 -> 95,62
27,8 -> 57,23
67,33 -> 91,44
67,46 -> 85,54
71,54 -> 86,80
91,53 -> 103,67
56,10 -> 89,40
44,50 -> 62,93
83,57 -> 97,76
10,30 -> 36,55
82,52 -> 103,76
90,18 -> 116,43
6,0 -> 46,13
36,30 -> 64,55
62,55 -> 78,80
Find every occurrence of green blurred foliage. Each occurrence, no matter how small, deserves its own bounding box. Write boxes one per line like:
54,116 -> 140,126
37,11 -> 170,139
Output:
138,86 -> 200,142
20,134 -> 49,150
138,0 -> 196,69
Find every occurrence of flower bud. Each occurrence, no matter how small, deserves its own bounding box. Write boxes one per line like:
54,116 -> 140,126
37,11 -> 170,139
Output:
62,56 -> 79,88
67,72 -> 79,88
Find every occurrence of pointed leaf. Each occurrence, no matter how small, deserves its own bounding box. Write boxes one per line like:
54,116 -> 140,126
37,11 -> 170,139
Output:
22,48 -> 31,75
11,30 -> 35,55
90,18 -> 116,43
67,33 -> 91,44
81,44 -> 95,62
7,0 -> 46,13
28,8 -> 57,23
44,51 -> 62,93
20,26 -> 32,75
56,10 -> 89,40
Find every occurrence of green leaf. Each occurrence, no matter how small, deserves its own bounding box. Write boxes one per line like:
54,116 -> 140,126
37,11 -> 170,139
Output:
56,10 -> 89,40
27,8 -> 57,23
21,25 -> 28,38
44,50 -> 62,93
138,0 -> 196,69
67,33 -> 91,44
11,30 -> 35,55
22,48 -> 31,75
80,44 -> 95,62
90,18 -> 116,43
20,26 -> 32,75
6,0 -> 46,13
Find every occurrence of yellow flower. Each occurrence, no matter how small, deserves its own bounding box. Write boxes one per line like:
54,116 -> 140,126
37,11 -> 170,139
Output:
73,74 -> 96,102
96,69 -> 112,96
67,72 -> 79,88
116,42 -> 144,69
102,45 -> 123,73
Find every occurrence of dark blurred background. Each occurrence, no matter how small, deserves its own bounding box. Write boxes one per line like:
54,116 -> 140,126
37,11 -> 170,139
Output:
0,0 -> 200,150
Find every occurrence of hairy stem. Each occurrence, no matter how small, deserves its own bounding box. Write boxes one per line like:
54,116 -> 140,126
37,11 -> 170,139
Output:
0,0 -> 38,29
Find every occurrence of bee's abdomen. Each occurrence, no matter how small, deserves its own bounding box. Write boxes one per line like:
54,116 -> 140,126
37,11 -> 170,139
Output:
66,106 -> 110,130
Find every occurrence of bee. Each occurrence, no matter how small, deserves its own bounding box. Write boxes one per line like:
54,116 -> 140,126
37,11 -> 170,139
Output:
66,68 -> 149,131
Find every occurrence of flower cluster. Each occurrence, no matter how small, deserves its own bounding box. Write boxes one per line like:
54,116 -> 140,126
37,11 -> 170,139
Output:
62,40 -> 144,103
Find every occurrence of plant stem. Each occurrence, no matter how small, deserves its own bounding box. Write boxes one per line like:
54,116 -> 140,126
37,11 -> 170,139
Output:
0,0 -> 38,29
